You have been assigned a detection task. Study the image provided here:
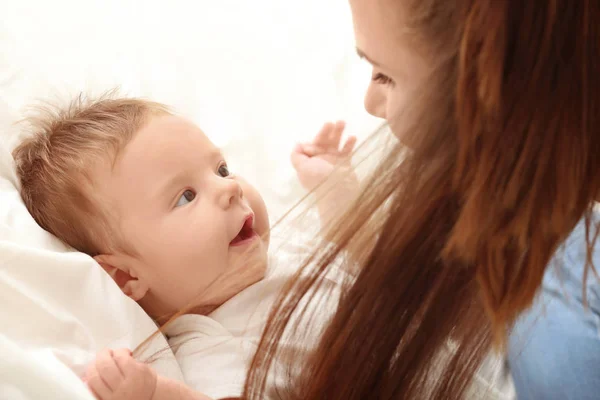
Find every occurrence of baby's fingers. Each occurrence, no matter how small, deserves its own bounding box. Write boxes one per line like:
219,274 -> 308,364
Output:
96,349 -> 125,391
329,121 -> 346,147
341,135 -> 357,155
113,352 -> 157,400
313,122 -> 335,147
86,364 -> 113,400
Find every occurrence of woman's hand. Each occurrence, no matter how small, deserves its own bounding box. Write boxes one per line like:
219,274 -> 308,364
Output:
291,121 -> 358,192
84,348 -> 157,400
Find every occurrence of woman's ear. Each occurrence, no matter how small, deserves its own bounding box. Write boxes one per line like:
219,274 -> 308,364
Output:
93,254 -> 149,301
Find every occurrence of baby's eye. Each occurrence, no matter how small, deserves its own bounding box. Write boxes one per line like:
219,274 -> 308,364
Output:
372,72 -> 394,86
218,163 -> 230,177
176,189 -> 196,207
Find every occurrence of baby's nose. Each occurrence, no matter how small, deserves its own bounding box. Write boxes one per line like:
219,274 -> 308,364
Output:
219,179 -> 243,208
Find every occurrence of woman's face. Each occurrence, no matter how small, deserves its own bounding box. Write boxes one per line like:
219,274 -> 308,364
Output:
349,0 -> 430,135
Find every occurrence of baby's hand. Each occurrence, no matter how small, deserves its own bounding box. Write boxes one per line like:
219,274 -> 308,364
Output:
84,348 -> 157,400
291,121 -> 358,192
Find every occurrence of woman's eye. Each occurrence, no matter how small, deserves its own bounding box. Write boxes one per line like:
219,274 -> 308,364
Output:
175,189 -> 196,207
372,73 -> 394,86
218,164 -> 230,177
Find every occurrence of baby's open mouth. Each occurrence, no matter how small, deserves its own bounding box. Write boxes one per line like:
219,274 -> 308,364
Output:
230,215 -> 257,246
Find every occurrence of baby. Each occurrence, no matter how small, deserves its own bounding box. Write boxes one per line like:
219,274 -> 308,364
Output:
13,95 -> 358,400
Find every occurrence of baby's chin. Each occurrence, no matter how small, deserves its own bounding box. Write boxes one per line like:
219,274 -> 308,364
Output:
194,246 -> 268,311
235,243 -> 269,287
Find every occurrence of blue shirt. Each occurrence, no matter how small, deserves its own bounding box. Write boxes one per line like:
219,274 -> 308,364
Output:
508,211 -> 600,399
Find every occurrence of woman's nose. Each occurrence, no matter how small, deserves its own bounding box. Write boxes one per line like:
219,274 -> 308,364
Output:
218,178 -> 244,209
364,81 -> 387,119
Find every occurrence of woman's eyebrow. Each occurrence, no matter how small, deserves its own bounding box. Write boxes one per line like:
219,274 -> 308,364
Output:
356,47 -> 382,67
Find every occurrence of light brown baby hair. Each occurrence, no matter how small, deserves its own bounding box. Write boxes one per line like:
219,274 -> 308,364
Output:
12,93 -> 171,256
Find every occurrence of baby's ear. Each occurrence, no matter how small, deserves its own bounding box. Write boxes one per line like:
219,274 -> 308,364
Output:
93,254 -> 149,301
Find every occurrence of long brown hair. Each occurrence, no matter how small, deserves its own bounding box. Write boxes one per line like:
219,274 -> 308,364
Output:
244,1 -> 600,398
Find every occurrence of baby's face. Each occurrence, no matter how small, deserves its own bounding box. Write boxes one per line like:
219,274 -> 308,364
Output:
94,115 -> 269,316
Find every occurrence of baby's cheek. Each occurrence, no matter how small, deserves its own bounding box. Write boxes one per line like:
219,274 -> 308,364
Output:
245,189 -> 269,229
254,198 -> 270,240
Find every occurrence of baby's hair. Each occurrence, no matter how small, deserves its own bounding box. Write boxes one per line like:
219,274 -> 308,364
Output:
12,92 -> 171,255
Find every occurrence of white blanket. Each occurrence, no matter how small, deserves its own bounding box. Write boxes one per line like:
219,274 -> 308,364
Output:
0,335 -> 94,400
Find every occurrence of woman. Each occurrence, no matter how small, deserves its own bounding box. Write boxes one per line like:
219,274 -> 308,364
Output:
244,0 -> 600,399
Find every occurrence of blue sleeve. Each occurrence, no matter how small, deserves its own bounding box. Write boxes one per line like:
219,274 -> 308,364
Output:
508,213 -> 600,400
